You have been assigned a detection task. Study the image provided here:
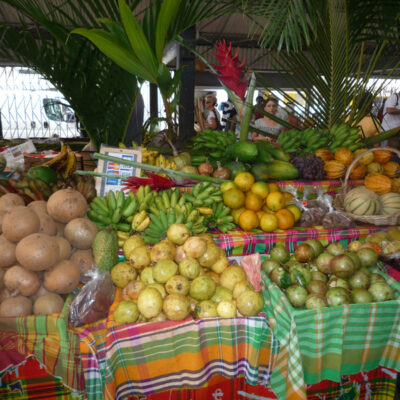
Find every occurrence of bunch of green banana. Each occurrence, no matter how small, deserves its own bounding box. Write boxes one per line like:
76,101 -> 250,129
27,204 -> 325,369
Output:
141,209 -> 186,245
301,128 -> 331,153
182,182 -> 223,206
205,202 -> 235,233
88,189 -> 138,231
189,129 -> 236,160
277,129 -> 301,153
146,187 -> 182,215
328,124 -> 363,152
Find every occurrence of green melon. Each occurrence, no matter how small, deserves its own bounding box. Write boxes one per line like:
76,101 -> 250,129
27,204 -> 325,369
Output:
380,192 -> 400,215
344,187 -> 380,216
27,166 -> 57,185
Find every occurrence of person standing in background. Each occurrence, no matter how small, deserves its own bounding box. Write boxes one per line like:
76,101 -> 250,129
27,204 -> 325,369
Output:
381,91 -> 400,148
253,96 -> 266,120
251,97 -> 286,141
203,94 -> 221,130
218,98 -> 236,131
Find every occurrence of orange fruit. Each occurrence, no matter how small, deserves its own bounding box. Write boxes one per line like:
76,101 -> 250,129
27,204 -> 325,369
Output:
268,183 -> 280,193
245,192 -> 263,211
250,182 -> 269,199
238,210 -> 259,231
234,172 -> 255,192
260,213 -> 279,232
230,207 -> 245,224
286,204 -> 302,222
275,209 -> 295,230
281,191 -> 294,205
266,191 -> 285,212
223,188 -> 245,209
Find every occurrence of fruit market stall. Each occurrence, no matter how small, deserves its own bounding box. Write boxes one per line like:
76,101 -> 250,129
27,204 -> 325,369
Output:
2,141 -> 400,399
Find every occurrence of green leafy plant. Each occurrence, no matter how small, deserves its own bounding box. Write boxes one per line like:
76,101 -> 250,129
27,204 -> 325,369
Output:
72,0 -> 233,139
0,0 -> 141,150
245,0 -> 400,131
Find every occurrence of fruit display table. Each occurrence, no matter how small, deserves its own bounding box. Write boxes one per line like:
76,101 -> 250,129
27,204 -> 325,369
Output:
212,225 -> 382,256
263,264 -> 400,399
73,266 -> 400,400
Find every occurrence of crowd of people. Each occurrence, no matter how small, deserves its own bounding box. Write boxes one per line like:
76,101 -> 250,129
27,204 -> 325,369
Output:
199,90 -> 400,147
201,92 -> 302,142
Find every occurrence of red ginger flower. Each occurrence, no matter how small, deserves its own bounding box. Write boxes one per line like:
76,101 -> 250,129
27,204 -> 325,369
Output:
212,41 -> 248,100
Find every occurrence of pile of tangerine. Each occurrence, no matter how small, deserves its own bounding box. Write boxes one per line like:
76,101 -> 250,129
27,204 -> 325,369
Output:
221,172 -> 301,232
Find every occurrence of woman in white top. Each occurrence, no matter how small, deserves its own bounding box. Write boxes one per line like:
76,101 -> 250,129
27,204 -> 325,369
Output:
203,94 -> 221,130
251,97 -> 285,141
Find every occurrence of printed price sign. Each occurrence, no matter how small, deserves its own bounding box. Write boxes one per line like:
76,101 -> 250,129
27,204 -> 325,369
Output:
95,145 -> 142,197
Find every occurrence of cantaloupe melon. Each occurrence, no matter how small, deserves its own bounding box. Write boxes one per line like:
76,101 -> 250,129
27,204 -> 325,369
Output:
380,192 -> 400,215
344,187 -> 381,216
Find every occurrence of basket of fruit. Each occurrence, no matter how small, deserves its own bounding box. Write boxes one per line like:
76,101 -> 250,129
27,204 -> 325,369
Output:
333,147 -> 400,225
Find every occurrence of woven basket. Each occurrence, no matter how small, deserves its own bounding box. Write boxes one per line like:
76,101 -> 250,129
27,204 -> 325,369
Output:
333,146 -> 400,225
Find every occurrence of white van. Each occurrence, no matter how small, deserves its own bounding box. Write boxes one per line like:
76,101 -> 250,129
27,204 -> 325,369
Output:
0,67 -> 79,139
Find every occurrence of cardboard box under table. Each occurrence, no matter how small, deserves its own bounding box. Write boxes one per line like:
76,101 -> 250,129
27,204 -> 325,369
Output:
263,267 -> 400,400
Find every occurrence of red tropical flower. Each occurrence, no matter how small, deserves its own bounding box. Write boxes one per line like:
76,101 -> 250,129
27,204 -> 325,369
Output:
212,41 -> 248,100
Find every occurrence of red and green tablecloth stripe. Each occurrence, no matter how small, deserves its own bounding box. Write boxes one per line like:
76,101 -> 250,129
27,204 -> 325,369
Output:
212,225 -> 382,256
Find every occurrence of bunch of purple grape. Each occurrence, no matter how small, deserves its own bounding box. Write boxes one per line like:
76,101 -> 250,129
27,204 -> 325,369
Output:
291,154 -> 326,180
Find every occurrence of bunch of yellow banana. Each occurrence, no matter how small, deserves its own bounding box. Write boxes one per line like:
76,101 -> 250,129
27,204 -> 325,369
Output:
117,230 -> 130,248
43,142 -> 77,179
131,210 -> 151,232
141,147 -> 159,165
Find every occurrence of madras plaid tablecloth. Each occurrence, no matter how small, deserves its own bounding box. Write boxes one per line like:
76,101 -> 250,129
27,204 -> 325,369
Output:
262,266 -> 400,400
0,357 -> 86,399
0,294 -> 84,393
90,289 -> 279,400
212,225 -> 382,256
276,179 -> 363,195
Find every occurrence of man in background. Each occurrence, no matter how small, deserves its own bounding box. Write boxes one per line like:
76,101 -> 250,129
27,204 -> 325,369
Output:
382,91 -> 400,148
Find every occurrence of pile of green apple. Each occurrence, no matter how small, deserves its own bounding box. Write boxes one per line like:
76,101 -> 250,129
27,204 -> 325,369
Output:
262,239 -> 396,309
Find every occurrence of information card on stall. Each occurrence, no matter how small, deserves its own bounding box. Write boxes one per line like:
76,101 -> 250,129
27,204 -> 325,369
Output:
95,145 -> 142,197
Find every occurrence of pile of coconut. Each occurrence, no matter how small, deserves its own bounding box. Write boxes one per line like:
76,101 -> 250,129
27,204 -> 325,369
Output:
0,188 -> 98,317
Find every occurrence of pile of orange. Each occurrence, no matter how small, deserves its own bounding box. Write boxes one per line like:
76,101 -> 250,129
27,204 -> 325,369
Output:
221,172 -> 301,232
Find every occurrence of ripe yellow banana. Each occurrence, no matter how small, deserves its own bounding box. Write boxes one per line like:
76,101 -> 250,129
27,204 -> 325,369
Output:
63,144 -> 77,179
197,207 -> 213,215
43,143 -> 68,167
131,210 -> 147,230
136,216 -> 150,232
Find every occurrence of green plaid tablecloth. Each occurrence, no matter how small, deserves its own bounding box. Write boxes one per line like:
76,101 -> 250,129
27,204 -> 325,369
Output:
262,266 -> 400,400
